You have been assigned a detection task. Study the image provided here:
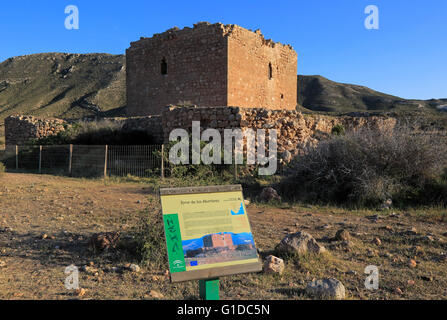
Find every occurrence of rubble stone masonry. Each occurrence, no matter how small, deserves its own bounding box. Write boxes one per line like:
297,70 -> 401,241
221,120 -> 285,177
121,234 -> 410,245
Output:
5,116 -> 66,146
126,22 -> 297,116
162,105 -> 397,160
6,108 -> 396,163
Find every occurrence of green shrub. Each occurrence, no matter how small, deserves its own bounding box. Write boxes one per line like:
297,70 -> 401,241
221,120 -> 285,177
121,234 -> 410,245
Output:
279,127 -> 447,207
331,124 -> 345,136
135,210 -> 168,269
155,137 -> 237,184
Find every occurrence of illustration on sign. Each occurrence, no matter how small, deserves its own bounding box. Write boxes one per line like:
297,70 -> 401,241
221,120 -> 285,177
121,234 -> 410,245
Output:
160,186 -> 262,282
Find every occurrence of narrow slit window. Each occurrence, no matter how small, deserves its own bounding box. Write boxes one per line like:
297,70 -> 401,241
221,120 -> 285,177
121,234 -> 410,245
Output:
161,58 -> 167,75
268,63 -> 273,79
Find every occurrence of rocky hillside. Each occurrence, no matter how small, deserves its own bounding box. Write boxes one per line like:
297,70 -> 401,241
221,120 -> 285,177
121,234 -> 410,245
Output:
297,75 -> 447,114
1,53 -> 446,131
0,53 -> 126,125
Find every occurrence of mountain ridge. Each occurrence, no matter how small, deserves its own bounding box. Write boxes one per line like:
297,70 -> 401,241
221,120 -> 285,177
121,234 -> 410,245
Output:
1,53 -> 446,130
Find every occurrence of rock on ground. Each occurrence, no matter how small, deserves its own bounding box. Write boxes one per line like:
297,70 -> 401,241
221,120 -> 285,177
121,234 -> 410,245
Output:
259,187 -> 281,202
263,255 -> 285,275
306,278 -> 346,300
89,231 -> 121,252
129,264 -> 141,273
276,231 -> 326,255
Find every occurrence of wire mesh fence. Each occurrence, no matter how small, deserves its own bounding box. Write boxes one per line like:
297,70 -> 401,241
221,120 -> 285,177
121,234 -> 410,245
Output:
1,144 -> 164,178
0,144 -> 286,179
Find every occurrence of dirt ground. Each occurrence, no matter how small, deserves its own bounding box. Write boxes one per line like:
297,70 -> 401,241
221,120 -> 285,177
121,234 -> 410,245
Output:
0,173 -> 446,300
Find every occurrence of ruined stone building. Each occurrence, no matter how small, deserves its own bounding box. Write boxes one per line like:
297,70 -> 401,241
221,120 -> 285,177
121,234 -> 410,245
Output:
203,233 -> 235,250
126,22 -> 298,116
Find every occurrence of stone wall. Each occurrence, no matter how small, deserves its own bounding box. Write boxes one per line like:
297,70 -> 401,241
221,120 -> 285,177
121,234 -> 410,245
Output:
5,116 -> 66,145
4,115 -> 164,145
162,105 -> 397,161
114,116 -> 164,143
6,108 -> 396,164
227,26 -> 297,110
126,22 -> 297,116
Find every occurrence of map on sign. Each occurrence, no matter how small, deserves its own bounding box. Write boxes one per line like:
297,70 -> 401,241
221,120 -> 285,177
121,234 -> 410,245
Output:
160,185 -> 262,282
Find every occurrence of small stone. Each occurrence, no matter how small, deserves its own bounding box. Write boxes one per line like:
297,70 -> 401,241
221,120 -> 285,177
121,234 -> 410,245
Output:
395,287 -> 403,295
305,278 -> 346,300
263,255 -> 285,275
0,260 -> 6,268
408,259 -> 417,268
75,288 -> 86,297
334,229 -> 351,242
129,264 -> 141,273
149,290 -> 164,299
281,150 -> 292,162
276,231 -> 326,255
372,237 -> 382,246
407,280 -> 415,286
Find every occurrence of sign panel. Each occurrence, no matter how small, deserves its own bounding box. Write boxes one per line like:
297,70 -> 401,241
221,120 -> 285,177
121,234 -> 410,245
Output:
160,185 -> 262,282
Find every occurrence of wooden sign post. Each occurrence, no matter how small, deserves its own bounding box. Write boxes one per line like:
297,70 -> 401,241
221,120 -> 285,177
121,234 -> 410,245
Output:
159,185 -> 262,300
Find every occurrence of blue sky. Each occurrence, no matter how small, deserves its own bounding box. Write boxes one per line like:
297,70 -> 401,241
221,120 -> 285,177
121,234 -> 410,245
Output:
1,0 -> 446,99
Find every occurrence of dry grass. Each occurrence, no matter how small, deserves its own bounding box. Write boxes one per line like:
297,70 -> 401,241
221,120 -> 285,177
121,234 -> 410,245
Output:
0,173 -> 446,300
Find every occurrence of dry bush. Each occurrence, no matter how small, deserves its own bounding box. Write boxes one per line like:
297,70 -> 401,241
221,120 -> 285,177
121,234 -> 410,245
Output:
280,127 -> 447,207
0,162 -> 5,176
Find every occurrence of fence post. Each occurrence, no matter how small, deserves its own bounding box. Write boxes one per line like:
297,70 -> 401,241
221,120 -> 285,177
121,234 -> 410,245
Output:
161,144 -> 165,180
104,145 -> 108,179
68,144 -> 73,176
234,162 -> 238,181
15,145 -> 18,171
38,145 -> 42,174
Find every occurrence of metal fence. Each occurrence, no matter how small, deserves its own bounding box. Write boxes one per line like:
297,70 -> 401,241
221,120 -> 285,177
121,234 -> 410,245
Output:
1,144 -> 164,178
1,144 -> 286,179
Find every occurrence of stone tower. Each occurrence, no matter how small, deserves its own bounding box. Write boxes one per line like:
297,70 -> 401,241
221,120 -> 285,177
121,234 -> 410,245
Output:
126,22 -> 297,116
